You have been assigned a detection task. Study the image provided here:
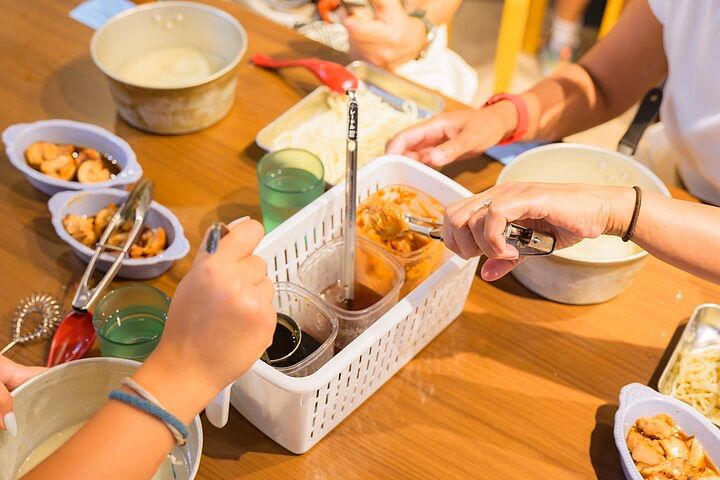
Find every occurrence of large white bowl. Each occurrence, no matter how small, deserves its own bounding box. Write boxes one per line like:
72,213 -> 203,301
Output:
496,143 -> 671,304
614,383 -> 720,480
2,119 -> 142,196
48,189 -> 190,279
0,358 -> 203,479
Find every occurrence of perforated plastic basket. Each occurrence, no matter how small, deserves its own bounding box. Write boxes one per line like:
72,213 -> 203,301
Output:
230,156 -> 480,453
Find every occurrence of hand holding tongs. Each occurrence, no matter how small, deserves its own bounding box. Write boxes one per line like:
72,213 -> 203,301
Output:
47,180 -> 155,367
404,213 -> 556,256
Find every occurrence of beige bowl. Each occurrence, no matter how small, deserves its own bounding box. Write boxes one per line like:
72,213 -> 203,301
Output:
497,143 -> 671,305
0,358 -> 203,479
91,2 -> 247,134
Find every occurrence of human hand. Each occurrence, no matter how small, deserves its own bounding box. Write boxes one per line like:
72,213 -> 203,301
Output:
0,356 -> 46,436
138,218 -> 276,418
341,0 -> 427,69
442,182 -> 634,280
386,104 -> 517,167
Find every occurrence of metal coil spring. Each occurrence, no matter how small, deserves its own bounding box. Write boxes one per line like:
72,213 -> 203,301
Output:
12,293 -> 62,344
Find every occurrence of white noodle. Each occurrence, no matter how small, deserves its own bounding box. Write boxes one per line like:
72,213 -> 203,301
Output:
271,87 -> 420,184
668,346 -> 720,423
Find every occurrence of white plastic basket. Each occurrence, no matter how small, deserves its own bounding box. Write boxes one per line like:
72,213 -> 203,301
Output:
230,155 -> 480,453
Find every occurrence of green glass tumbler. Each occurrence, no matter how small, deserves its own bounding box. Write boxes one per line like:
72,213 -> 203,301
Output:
257,149 -> 324,232
93,284 -> 170,361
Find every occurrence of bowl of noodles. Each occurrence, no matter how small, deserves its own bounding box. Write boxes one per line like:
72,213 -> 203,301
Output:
658,303 -> 720,426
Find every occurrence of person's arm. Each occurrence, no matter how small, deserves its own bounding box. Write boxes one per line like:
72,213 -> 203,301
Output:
441,183 -> 720,285
24,218 -> 276,480
405,0 -> 462,26
341,0 -> 462,69
387,0 -> 667,167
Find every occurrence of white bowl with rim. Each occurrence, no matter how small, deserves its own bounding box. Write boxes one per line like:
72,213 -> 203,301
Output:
0,357 -> 203,479
48,188 -> 190,279
614,383 -> 720,480
496,143 -> 671,304
2,119 -> 142,196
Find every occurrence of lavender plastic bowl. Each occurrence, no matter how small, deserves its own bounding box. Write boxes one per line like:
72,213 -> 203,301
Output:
2,119 -> 142,195
48,189 -> 189,279
614,383 -> 720,480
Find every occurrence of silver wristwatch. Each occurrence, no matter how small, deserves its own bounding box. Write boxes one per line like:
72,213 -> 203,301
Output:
408,9 -> 437,60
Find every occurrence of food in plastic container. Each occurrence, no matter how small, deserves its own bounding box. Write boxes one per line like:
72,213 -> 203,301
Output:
298,237 -> 404,350
357,185 -> 445,296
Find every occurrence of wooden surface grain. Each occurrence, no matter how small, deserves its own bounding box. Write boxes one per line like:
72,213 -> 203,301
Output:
1,1 -> 718,479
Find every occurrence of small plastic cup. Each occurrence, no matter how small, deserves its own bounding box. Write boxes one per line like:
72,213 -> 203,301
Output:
257,148 -> 324,232
298,238 -> 405,350
93,284 -> 170,361
272,283 -> 338,378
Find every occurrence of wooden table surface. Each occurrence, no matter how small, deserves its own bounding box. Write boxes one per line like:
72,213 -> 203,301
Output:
1,1 -> 718,478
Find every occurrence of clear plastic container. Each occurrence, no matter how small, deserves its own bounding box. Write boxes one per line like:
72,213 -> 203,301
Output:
273,283 -> 338,378
298,237 -> 404,350
357,184 -> 446,297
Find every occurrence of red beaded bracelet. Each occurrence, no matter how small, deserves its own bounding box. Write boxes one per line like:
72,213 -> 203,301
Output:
485,93 -> 529,145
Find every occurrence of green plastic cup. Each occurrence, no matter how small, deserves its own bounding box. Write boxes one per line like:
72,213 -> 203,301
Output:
257,149 -> 324,232
93,284 -> 170,361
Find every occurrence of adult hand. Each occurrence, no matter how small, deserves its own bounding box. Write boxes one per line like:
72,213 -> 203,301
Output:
442,182 -> 634,280
386,104 -> 517,167
0,356 -> 46,436
341,0 -> 427,69
139,218 -> 276,414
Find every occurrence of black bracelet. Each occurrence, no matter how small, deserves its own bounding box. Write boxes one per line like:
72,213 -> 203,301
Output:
622,186 -> 643,242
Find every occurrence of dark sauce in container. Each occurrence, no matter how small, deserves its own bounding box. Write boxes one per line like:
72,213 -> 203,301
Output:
320,281 -> 383,311
266,313 -> 323,368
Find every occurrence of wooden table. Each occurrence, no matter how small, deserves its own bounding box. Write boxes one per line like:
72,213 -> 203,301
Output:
1,1 -> 718,478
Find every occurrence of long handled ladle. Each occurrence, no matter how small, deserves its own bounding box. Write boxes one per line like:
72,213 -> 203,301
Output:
251,53 -> 359,94
46,180 -> 154,367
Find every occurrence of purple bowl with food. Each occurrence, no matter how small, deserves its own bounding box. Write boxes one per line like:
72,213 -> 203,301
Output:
48,189 -> 189,279
3,119 -> 142,195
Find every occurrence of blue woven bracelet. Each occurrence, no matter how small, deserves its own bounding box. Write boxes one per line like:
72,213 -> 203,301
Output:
109,390 -> 189,445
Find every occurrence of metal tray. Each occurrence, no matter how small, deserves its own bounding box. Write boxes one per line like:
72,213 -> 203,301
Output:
658,303 -> 720,425
255,61 -> 444,152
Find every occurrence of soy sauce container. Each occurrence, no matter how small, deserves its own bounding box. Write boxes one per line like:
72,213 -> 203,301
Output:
298,238 -> 404,350
271,283 -> 338,378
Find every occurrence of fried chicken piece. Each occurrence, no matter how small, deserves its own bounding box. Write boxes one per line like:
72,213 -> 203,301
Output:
640,457 -> 691,480
94,203 -> 117,238
628,430 -> 666,466
63,214 -> 96,247
40,154 -> 76,180
637,415 -> 679,440
77,158 -> 110,183
130,227 -> 166,258
661,436 -> 689,460
25,142 -> 73,170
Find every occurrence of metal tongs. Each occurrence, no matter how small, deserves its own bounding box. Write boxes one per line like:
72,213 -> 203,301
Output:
46,180 -> 155,367
72,179 -> 155,309
403,213 -> 556,256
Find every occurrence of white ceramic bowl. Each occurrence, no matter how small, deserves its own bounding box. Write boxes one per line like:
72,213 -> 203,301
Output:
2,119 -> 142,195
496,143 -> 671,304
614,383 -> 720,480
48,189 -> 190,279
0,358 -> 203,479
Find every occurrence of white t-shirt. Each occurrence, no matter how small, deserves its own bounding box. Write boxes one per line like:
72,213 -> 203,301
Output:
647,0 -> 720,204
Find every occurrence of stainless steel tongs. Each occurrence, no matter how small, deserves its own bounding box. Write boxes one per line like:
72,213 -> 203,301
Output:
403,213 -> 556,256
71,179 -> 155,311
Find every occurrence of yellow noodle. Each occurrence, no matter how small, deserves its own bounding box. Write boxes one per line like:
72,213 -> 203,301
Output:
668,346 -> 720,423
271,87 -> 420,184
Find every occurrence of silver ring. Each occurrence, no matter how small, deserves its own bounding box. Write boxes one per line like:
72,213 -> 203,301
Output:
479,198 -> 492,209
